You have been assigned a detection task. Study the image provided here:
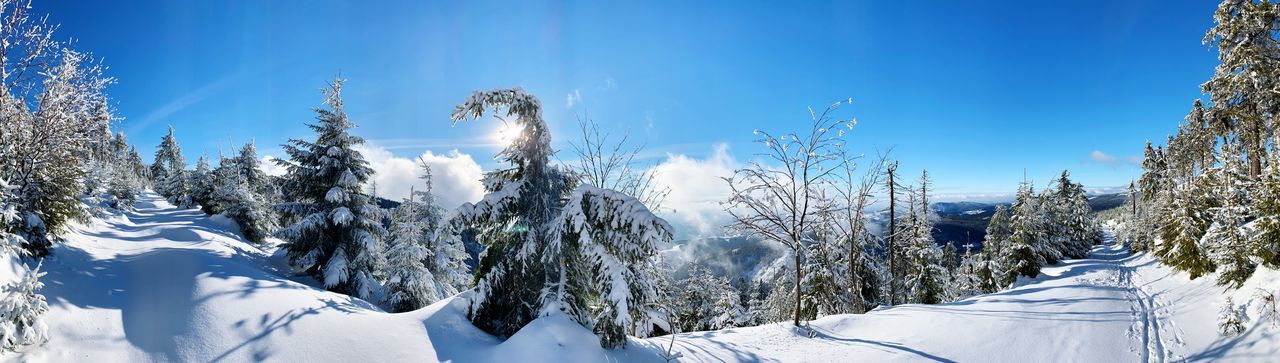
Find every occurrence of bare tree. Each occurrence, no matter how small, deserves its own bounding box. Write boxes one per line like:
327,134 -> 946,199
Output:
828,149 -> 888,313
567,119 -> 669,210
722,100 -> 853,327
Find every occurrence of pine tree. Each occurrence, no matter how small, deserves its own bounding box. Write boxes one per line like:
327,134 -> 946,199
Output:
981,205 -> 1012,291
191,155 -> 215,214
213,143 -> 278,243
1249,147 -> 1280,268
671,266 -> 747,332
382,162 -> 470,312
448,88 -> 671,347
1204,144 -> 1256,288
153,125 -> 188,204
0,260 -> 49,351
1003,182 -> 1046,281
902,172 -> 947,304
1156,181 -> 1215,279
275,78 -> 386,300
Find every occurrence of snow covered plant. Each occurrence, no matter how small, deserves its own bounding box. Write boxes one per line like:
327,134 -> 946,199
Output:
0,260 -> 49,352
1257,289 -> 1279,328
448,88 -> 673,348
723,100 -> 852,326
1218,296 -> 1249,337
274,78 -> 386,301
209,143 -> 278,243
381,162 -> 470,313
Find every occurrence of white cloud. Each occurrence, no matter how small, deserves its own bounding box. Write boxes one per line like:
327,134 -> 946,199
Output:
566,89 -> 582,109
1088,150 -> 1141,166
259,156 -> 289,177
354,144 -> 485,210
650,143 -> 738,238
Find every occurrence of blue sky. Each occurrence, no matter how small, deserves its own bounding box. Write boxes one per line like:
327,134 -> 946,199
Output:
43,0 -> 1217,205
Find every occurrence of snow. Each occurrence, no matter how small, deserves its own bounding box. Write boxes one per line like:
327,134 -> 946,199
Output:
618,229 -> 1280,362
12,192 -> 1280,361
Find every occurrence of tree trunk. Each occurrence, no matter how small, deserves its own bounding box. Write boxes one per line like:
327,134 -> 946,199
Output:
793,249 -> 803,327
850,234 -> 864,314
886,164 -> 897,305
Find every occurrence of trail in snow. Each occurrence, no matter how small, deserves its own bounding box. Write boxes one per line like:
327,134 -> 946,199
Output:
624,227 -> 1280,363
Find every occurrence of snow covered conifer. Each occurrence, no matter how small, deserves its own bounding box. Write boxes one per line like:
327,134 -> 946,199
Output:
1218,296 -> 1248,337
448,88 -> 671,348
1205,146 -> 1256,288
981,205 -> 1012,291
382,162 -> 470,312
1156,181 -> 1215,279
190,155 -> 215,213
1250,149 -> 1280,268
671,266 -> 747,332
1004,182 -> 1047,280
213,143 -> 278,243
903,172 -> 947,304
275,78 -> 386,300
153,126 -> 191,207
0,260 -> 49,352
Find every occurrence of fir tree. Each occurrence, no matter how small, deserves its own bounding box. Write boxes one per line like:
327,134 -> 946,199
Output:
1156,181 -> 1215,279
190,155 -> 215,214
382,162 -> 470,312
902,172 -> 948,304
0,260 -> 49,351
275,77 -> 386,300
447,88 -> 671,348
213,144 -> 278,243
1004,182 -> 1046,281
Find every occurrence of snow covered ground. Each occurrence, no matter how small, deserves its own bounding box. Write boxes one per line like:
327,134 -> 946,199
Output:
11,192 -> 1279,362
620,229 -> 1280,362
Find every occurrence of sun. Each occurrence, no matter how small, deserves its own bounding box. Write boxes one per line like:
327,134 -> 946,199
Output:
492,121 -> 525,148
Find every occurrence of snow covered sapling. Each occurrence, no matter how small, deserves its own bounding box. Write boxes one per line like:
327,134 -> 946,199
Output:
723,100 -> 852,326
153,126 -> 191,207
448,88 -> 671,348
1256,289 -> 1279,328
0,260 -> 49,352
1218,296 -> 1248,337
902,172 -> 948,304
382,162 -> 470,312
275,77 -> 386,300
212,143 -> 278,243
190,156 -> 215,213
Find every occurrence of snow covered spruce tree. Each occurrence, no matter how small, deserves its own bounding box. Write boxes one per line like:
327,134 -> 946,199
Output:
447,88 -> 672,348
670,266 -> 748,332
1204,146 -> 1256,288
152,126 -> 192,207
0,260 -> 49,352
274,78 -> 386,300
1155,180 -> 1216,279
1047,171 -> 1096,260
723,100 -> 852,327
211,143 -> 277,243
902,171 -> 948,304
1002,181 -> 1047,281
382,161 -> 470,313
190,156 -> 215,213
0,180 -> 49,351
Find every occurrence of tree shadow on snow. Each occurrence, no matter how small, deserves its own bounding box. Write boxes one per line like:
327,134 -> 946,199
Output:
41,241 -> 371,361
808,326 -> 957,362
